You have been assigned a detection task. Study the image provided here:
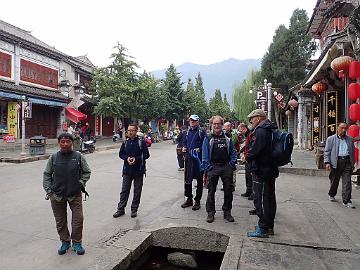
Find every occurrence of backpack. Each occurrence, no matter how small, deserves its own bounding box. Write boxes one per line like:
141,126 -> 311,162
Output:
271,130 -> 294,167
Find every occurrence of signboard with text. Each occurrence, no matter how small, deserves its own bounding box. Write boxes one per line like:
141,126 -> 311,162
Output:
256,90 -> 268,113
311,103 -> 321,145
325,91 -> 338,138
7,102 -> 18,137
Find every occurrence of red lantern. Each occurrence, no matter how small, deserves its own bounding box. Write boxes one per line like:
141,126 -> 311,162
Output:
350,104 -> 360,121
348,124 -> 360,138
349,61 -> 360,80
330,56 -> 354,73
288,99 -> 298,108
285,110 -> 293,117
311,82 -> 328,94
349,83 -> 360,101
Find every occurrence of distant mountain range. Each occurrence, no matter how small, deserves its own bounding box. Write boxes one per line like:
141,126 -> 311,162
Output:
151,58 -> 261,103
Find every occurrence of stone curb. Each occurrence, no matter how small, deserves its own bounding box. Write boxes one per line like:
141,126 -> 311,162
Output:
237,165 -> 328,177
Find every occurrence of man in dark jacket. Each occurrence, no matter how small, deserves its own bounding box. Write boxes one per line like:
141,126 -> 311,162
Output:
202,116 -> 238,223
43,133 -> 91,255
113,123 -> 150,218
246,109 -> 279,238
181,114 -> 207,210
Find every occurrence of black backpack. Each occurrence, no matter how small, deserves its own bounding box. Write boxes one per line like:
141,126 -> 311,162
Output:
271,130 -> 294,167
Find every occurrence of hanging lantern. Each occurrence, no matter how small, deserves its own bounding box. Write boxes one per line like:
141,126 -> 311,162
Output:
285,110 -> 293,117
349,83 -> 360,101
349,61 -> 360,80
348,124 -> 360,138
312,82 -> 328,94
330,56 -> 354,73
288,99 -> 298,108
350,104 -> 360,121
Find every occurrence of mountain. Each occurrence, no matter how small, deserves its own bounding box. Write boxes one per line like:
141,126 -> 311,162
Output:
151,58 -> 261,103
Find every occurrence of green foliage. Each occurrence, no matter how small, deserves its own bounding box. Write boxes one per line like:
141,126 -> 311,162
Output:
261,9 -> 316,89
208,89 -> 232,120
233,70 -> 258,121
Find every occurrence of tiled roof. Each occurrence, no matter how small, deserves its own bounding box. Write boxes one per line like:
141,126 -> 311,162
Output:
0,80 -> 70,102
75,55 -> 94,67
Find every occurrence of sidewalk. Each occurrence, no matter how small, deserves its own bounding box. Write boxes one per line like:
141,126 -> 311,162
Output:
0,137 -> 122,163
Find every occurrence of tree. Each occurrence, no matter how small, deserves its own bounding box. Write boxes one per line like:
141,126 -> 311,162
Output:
162,64 -> 185,121
194,73 -> 209,121
209,89 -> 225,117
261,9 -> 316,90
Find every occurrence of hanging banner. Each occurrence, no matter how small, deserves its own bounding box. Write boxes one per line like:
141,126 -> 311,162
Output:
7,102 -> 18,137
311,102 -> 321,145
95,115 -> 100,136
325,91 -> 338,138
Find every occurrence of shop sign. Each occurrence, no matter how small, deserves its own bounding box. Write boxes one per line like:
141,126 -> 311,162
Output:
311,103 -> 321,145
3,134 -> 15,143
24,102 -> 32,119
7,102 -> 18,137
325,91 -> 338,138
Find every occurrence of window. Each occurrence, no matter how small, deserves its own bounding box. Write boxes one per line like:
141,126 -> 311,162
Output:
20,59 -> 58,88
0,51 -> 12,78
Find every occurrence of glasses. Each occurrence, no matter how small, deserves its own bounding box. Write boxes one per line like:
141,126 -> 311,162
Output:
213,123 -> 222,126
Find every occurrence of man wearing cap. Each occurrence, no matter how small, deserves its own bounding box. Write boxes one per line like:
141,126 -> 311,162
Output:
43,133 -> 91,255
181,114 -> 207,210
246,109 -> 279,238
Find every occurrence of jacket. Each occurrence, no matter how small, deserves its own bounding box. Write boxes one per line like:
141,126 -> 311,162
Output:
324,134 -> 354,169
119,137 -> 150,176
183,126 -> 206,151
246,120 -> 279,179
201,131 -> 238,172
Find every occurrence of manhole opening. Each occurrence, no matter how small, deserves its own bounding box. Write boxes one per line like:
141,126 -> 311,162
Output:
126,246 -> 224,270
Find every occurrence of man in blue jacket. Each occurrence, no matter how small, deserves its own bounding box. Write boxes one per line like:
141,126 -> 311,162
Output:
113,123 -> 150,218
202,115 -> 238,223
181,114 -> 207,210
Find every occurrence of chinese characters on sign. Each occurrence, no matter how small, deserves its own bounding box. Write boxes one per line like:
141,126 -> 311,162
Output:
326,91 -> 338,138
7,102 -> 18,137
24,102 -> 32,119
312,103 -> 321,145
95,116 -> 100,136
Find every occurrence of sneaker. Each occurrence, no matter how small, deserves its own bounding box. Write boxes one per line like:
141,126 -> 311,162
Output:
192,202 -> 201,211
72,243 -> 85,255
224,212 -> 235,222
248,194 -> 254,200
255,225 -> 274,235
113,210 -> 125,218
206,213 -> 215,223
247,226 -> 269,238
178,168 -> 184,171
329,196 -> 335,202
241,192 -> 251,197
131,211 -> 137,218
249,209 -> 256,215
181,199 -> 193,208
58,241 -> 70,255
343,202 -> 356,208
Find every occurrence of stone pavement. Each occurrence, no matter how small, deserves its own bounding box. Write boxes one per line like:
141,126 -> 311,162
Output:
0,141 -> 359,270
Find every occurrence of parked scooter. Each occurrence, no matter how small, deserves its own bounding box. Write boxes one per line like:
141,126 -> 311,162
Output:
80,136 -> 96,153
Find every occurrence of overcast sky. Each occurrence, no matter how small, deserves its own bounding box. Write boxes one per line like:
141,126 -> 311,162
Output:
1,0 -> 317,71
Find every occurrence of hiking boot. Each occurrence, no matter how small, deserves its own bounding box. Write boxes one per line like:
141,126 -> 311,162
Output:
241,192 -> 251,197
206,213 -> 215,223
247,226 -> 269,238
131,211 -> 138,218
181,199 -> 193,208
224,212 -> 235,222
72,243 -> 85,255
58,241 -> 70,255
192,201 -> 201,211
343,202 -> 356,208
248,194 -> 254,200
113,210 -> 125,218
255,225 -> 274,235
249,209 -> 256,215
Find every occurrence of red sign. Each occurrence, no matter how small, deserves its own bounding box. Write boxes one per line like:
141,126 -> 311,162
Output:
0,51 -> 12,78
275,94 -> 284,102
3,135 -> 15,143
20,59 -> 58,89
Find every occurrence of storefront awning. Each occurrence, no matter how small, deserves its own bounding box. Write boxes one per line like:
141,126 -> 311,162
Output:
65,107 -> 87,123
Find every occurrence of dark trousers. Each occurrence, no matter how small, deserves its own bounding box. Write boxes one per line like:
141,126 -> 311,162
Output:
252,174 -> 276,230
184,157 -> 203,202
245,162 -> 252,194
50,194 -> 83,243
117,174 -> 144,212
328,158 -> 352,203
206,164 -> 234,214
177,153 -> 184,168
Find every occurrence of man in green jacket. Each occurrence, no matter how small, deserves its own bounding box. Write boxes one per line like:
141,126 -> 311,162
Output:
43,133 -> 91,255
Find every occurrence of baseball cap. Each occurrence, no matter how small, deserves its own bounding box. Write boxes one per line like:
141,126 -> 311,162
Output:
247,109 -> 267,119
189,114 -> 200,121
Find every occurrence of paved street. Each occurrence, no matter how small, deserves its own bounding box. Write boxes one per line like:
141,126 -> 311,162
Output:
0,141 -> 360,269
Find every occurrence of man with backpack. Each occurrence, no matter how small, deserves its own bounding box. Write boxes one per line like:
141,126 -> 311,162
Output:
43,133 -> 91,255
181,115 -> 207,210
202,116 -> 238,223
113,123 -> 150,218
246,109 -> 279,238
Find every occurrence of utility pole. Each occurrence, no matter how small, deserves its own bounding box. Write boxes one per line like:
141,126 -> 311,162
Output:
20,95 -> 26,156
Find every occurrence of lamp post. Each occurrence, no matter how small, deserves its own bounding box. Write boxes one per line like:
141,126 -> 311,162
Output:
20,95 -> 26,156
264,79 -> 272,121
